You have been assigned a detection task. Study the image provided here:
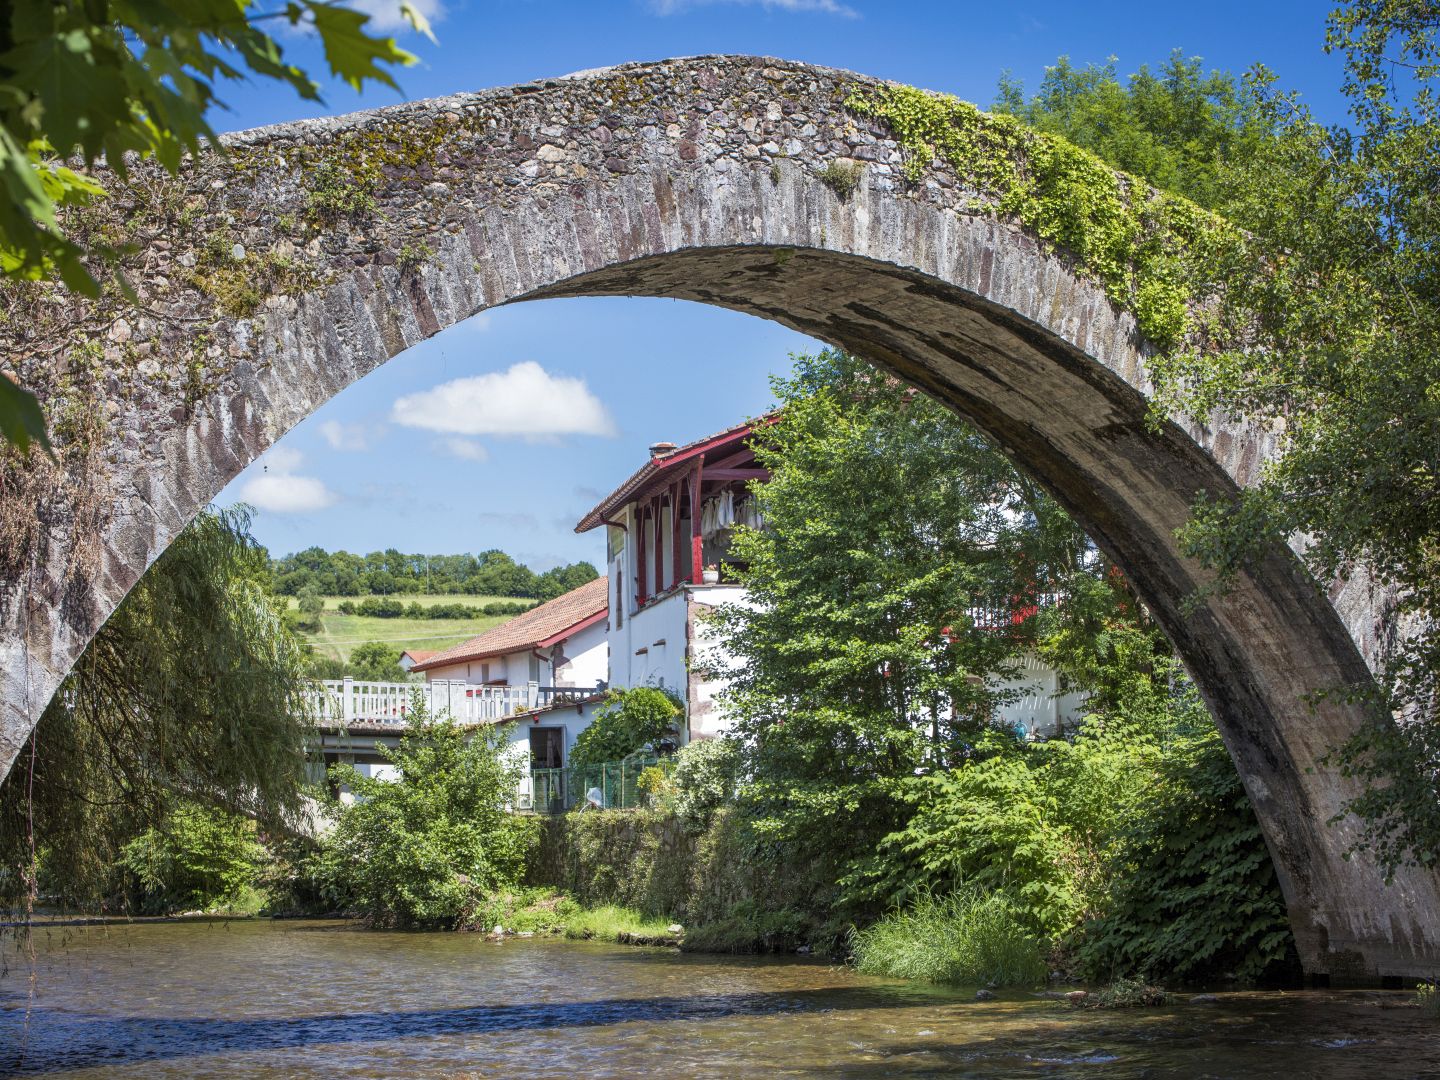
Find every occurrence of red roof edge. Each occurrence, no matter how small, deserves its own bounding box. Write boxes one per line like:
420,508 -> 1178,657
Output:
574,413 -> 777,534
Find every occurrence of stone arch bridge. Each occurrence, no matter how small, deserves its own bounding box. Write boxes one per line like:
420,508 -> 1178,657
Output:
0,56 -> 1432,978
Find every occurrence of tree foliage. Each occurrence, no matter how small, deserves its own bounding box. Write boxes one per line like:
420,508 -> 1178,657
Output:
713,351 -> 1090,882
0,0 -> 428,449
0,506 -> 314,906
569,688 -> 683,769
270,545 -> 597,600
120,800 -> 265,914
994,50 -> 1245,210
321,705 -> 532,928
1002,3 -> 1440,877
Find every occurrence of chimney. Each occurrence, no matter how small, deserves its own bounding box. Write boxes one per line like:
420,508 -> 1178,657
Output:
649,441 -> 678,459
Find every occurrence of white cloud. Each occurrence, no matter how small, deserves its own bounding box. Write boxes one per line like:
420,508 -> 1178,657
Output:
348,0 -> 445,33
391,361 -> 617,440
649,0 -> 858,15
439,437 -> 490,462
238,446 -> 337,514
319,419 -> 374,452
261,445 -> 305,474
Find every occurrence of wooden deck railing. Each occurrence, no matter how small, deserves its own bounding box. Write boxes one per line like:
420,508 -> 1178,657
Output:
310,679 -> 606,727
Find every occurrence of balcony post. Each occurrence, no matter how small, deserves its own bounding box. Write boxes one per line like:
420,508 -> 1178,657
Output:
342,676 -> 354,728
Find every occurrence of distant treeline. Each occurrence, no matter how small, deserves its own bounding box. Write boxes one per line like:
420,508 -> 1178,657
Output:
269,547 -> 599,601
337,598 -> 533,619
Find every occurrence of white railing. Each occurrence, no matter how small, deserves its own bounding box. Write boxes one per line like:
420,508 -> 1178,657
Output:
310,679 -> 539,727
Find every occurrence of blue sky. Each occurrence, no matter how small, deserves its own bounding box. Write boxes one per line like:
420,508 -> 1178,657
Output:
215,0 -> 1352,571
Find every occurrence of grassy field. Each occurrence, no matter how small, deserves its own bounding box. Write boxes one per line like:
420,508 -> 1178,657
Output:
287,594 -> 533,664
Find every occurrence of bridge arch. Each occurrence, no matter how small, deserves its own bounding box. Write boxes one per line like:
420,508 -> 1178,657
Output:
0,56 -> 1431,977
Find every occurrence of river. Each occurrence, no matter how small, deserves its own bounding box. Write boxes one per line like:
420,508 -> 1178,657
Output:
1,919 -> 1437,1078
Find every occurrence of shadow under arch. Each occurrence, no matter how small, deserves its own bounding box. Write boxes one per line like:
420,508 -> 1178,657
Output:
0,55 -> 1432,977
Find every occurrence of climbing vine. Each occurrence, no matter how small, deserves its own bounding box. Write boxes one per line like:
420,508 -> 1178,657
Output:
845,83 -> 1236,351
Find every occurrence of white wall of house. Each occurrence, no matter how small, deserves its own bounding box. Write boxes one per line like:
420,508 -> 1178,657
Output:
420,623 -> 607,690
550,620 -> 608,688
990,652 -> 1090,739
500,699 -> 601,769
686,585 -> 749,740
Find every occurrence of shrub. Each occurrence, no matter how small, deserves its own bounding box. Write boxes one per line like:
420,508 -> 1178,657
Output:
569,687 -> 683,768
669,737 -> 742,831
357,596 -> 403,618
347,641 -> 404,682
336,600 -> 357,615
1072,724 -> 1294,985
683,899 -> 811,954
321,704 -> 534,928
1417,982 -> 1440,1020
850,889 -> 1048,988
120,801 -> 265,914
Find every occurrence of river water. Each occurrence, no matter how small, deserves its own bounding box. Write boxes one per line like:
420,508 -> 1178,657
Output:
1,919 -> 1437,1078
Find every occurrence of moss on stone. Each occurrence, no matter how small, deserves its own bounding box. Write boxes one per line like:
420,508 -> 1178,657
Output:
845,82 -> 1235,351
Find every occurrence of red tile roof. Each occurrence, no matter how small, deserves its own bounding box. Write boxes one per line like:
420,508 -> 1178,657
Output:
410,577 -> 608,674
401,649 -> 438,663
574,413 -> 774,533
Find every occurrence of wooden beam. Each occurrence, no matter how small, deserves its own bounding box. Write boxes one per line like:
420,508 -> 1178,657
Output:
670,481 -> 681,592
690,455 -> 705,584
635,506 -> 648,606
650,496 -> 661,598
701,468 -> 770,481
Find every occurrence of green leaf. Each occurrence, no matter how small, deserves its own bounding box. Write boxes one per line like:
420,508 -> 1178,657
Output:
400,1 -> 439,44
2,29 -> 132,161
305,2 -> 415,93
0,371 -> 52,453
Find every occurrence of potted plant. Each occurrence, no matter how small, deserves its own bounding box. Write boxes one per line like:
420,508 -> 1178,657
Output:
702,563 -> 720,585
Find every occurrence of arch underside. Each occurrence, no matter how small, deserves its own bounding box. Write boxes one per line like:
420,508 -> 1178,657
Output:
534,245 -> 1424,978
0,55 -> 1433,978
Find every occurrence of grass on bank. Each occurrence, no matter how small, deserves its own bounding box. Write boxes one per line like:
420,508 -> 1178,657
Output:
287,594 -> 531,664
473,890 -> 676,944
850,889 -> 1049,988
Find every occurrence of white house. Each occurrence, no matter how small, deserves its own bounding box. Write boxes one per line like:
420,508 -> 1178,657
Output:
575,417 -> 1090,742
408,576 -> 610,771
575,419 -> 769,742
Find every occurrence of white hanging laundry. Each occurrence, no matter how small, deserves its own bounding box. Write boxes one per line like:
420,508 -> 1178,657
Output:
718,489 -> 736,528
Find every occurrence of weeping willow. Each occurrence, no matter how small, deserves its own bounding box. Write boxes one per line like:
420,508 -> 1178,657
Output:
0,506 -> 316,908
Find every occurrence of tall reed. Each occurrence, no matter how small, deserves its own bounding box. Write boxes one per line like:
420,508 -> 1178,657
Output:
850,889 -> 1047,987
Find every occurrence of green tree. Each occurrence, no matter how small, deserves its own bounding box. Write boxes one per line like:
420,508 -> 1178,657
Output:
712,351 -> 1079,880
0,506 -> 315,906
321,705 -> 532,928
535,561 -> 601,601
1151,6 -> 1440,873
120,800 -> 265,914
1002,7 -> 1440,874
994,50 -> 1244,209
296,582 -> 325,632
348,640 -> 405,682
569,687 -> 684,768
0,0 -> 430,450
